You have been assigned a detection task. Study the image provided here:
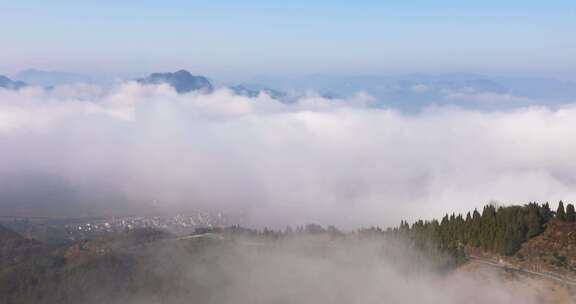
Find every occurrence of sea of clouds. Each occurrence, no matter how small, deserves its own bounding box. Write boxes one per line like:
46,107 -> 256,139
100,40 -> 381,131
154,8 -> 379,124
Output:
1,82 -> 576,227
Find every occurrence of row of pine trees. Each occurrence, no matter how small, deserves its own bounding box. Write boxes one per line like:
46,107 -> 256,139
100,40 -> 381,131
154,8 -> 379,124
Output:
395,201 -> 575,257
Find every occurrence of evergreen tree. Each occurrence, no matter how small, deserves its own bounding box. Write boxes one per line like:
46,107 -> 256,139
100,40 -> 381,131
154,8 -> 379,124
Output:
557,201 -> 566,221
540,202 -> 553,222
526,205 -> 542,238
566,203 -> 576,222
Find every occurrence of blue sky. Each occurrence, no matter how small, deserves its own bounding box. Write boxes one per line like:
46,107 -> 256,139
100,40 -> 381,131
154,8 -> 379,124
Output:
1,0 -> 575,79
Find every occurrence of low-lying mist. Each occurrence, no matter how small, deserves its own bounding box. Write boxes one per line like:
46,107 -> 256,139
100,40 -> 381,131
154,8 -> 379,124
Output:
1,83 -> 576,227
56,234 -> 542,304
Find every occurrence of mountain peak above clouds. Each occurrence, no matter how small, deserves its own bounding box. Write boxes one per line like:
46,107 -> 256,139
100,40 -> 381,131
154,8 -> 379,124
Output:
137,70 -> 214,94
0,75 -> 26,90
230,84 -> 288,101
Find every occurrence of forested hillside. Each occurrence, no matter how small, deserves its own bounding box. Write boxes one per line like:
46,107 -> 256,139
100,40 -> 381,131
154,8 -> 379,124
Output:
391,201 -> 576,270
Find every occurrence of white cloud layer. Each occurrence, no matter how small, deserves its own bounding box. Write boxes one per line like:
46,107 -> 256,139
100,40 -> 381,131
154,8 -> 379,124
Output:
1,83 -> 576,227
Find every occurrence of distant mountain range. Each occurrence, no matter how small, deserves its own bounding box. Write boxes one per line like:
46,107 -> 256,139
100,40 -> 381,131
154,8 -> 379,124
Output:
135,70 -> 290,100
252,73 -> 576,110
13,69 -> 96,87
4,69 -> 576,110
2,69 -> 289,100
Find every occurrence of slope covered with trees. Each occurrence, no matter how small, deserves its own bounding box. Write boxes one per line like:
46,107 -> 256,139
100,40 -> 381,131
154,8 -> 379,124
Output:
392,201 -> 576,260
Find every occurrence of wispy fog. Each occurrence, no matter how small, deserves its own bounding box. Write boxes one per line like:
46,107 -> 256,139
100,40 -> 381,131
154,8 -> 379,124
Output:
96,236 -> 542,304
1,83 -> 576,227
